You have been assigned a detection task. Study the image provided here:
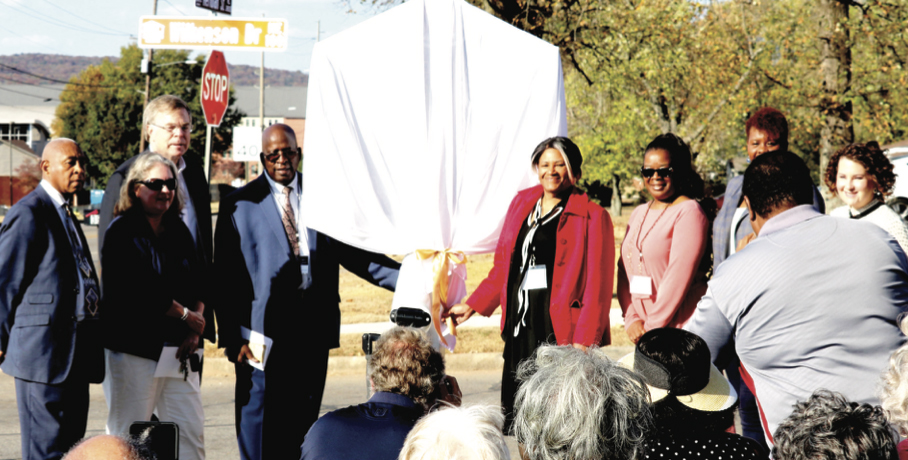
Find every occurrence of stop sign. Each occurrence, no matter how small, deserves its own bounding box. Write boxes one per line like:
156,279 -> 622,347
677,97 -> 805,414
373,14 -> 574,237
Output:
200,50 -> 229,127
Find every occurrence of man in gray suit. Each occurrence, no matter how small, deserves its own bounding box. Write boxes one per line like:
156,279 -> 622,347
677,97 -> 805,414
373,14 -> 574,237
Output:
686,151 -> 908,445
0,139 -> 104,460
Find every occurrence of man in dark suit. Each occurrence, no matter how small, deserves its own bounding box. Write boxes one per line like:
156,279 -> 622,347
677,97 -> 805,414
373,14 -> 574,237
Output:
215,123 -> 400,460
0,139 -> 104,460
98,95 -> 215,343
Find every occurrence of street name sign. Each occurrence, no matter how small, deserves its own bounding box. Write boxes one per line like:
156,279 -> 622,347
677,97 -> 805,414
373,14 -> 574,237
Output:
196,0 -> 231,15
138,16 -> 288,51
201,51 -> 229,127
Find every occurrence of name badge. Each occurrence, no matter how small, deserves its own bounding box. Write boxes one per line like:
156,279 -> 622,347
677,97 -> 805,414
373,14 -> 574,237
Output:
629,275 -> 652,296
520,265 -> 548,291
300,255 -> 309,275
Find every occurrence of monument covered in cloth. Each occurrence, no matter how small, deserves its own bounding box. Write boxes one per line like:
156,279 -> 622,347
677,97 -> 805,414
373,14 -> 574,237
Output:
302,0 -> 568,349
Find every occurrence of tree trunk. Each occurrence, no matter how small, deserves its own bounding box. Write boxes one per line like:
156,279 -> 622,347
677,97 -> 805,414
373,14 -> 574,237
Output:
817,0 -> 853,199
610,174 -> 622,217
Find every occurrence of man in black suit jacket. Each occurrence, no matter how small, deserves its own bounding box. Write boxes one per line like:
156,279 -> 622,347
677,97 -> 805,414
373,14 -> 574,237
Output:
0,139 -> 104,460
98,95 -> 215,343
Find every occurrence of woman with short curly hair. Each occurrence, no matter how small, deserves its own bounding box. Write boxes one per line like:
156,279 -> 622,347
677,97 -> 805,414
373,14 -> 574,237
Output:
825,141 -> 908,252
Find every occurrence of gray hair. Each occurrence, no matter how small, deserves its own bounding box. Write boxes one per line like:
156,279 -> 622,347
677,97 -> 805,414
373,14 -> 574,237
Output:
370,326 -> 445,410
398,405 -> 510,460
513,345 -> 652,460
143,95 -> 190,142
114,152 -> 183,216
773,390 -> 897,460
880,317 -> 908,435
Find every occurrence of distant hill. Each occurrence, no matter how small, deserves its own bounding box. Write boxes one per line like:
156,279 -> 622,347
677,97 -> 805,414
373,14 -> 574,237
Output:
0,53 -> 307,86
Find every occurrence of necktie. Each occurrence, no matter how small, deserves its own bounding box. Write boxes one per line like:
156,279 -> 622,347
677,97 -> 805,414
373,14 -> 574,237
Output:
282,187 -> 300,258
64,204 -> 99,318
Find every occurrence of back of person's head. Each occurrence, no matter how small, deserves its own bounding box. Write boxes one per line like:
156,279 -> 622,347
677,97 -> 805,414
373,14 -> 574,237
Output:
370,326 -> 445,410
513,345 -> 651,460
745,107 -> 790,150
398,405 -> 510,460
622,328 -> 737,434
643,133 -> 705,200
63,434 -> 156,460
743,151 -> 814,218
880,317 -> 908,436
773,390 -> 897,460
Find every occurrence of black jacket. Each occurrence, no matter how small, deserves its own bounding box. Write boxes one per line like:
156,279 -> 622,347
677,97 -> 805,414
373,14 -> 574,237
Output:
101,208 -> 203,360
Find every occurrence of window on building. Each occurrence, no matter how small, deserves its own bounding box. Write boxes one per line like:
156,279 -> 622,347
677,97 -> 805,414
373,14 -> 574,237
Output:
0,124 -> 29,142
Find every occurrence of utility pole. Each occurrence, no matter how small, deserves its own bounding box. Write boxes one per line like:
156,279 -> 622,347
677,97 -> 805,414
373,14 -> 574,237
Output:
139,0 -> 158,153
317,20 -> 320,42
8,122 -> 12,206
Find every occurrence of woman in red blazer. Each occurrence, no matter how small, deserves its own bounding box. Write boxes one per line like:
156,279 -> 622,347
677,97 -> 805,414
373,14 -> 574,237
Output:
446,137 -> 615,429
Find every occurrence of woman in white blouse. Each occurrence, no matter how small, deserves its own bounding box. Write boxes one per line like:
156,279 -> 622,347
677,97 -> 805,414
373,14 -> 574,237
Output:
825,141 -> 908,252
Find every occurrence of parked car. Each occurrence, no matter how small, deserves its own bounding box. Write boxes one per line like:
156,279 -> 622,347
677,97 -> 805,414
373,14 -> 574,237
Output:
885,146 -> 908,220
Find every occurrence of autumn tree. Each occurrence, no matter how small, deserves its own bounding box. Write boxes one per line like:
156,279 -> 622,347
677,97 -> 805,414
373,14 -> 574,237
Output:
53,44 -> 244,188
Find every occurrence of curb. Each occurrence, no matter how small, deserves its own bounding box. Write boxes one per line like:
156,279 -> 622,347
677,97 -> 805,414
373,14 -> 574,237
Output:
202,345 -> 636,378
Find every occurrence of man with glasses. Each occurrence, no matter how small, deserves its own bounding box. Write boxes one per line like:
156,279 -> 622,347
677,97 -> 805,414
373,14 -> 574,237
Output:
214,123 -> 400,460
98,95 -> 215,346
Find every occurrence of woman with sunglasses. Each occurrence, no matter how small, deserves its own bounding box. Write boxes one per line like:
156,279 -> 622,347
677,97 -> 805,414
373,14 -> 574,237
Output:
618,133 -> 709,344
100,152 -> 207,460
446,136 -> 614,431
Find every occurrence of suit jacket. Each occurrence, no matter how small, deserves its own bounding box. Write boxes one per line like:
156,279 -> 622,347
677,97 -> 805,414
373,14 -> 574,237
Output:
299,392 -> 422,460
713,174 -> 826,267
99,151 -> 215,342
0,185 -> 104,384
214,174 -> 400,355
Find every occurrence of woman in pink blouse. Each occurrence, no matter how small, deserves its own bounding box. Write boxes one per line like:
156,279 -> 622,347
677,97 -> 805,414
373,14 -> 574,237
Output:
618,133 -> 709,343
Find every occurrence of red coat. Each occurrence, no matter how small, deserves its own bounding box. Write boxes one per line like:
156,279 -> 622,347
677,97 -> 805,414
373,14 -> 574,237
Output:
467,185 -> 615,346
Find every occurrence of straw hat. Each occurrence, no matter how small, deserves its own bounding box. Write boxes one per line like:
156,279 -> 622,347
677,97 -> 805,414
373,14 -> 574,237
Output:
619,328 -> 737,412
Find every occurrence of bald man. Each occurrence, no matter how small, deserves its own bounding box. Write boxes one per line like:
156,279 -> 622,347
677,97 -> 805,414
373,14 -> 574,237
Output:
62,435 -> 152,460
0,139 -> 104,460
214,124 -> 400,460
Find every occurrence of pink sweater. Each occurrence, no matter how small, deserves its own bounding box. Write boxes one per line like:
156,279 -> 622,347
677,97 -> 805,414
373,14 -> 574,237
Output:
617,199 -> 708,331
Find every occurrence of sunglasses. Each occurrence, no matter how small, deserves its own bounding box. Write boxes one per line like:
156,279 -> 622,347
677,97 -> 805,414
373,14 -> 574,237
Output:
263,147 -> 300,163
138,178 -> 176,192
641,167 -> 673,178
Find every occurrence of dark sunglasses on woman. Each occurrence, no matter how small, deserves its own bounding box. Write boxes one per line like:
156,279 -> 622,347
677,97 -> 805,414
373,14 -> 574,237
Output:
641,167 -> 673,178
139,178 -> 177,192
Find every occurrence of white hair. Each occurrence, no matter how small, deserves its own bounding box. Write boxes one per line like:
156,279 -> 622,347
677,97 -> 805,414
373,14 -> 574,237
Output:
880,316 -> 908,434
398,405 -> 510,460
513,345 -> 652,460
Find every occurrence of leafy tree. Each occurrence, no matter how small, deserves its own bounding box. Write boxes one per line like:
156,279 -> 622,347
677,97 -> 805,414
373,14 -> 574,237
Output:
52,44 -> 245,188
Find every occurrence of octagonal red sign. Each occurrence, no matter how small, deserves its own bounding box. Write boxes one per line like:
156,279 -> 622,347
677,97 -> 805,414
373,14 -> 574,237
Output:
201,50 -> 229,127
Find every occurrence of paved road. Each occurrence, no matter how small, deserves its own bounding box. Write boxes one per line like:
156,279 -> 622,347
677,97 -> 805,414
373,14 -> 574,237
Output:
0,368 -> 522,460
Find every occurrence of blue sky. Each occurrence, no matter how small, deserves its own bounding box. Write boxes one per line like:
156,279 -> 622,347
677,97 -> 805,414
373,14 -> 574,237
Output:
0,0 -> 383,72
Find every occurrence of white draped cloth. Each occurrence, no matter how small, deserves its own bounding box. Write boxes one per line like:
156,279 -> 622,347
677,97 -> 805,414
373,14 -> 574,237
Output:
302,0 -> 568,349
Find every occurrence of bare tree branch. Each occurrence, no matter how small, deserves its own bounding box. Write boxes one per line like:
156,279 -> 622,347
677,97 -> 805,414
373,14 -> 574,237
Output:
685,46 -> 764,144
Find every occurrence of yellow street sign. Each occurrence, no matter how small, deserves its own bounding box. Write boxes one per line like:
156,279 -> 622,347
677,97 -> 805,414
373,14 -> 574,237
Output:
138,16 -> 288,51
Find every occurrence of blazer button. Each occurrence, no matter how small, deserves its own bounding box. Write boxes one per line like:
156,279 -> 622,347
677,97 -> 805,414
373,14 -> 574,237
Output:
560,239 -> 567,244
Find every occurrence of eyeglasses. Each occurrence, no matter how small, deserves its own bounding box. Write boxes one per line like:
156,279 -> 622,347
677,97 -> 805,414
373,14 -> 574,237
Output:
641,167 -> 673,178
150,123 -> 193,134
262,147 -> 300,163
138,178 -> 176,192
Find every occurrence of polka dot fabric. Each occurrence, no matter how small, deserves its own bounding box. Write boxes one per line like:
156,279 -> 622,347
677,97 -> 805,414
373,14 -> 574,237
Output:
642,432 -> 766,459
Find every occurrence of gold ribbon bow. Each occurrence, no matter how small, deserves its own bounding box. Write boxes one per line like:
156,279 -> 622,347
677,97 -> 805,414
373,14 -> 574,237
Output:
415,249 -> 468,348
